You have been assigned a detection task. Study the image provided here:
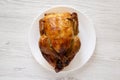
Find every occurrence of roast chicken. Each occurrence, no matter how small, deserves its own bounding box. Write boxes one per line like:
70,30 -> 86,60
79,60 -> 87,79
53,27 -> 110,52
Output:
39,12 -> 81,72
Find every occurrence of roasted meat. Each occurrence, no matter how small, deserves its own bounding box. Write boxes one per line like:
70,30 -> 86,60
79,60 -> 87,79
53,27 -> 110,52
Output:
39,12 -> 81,72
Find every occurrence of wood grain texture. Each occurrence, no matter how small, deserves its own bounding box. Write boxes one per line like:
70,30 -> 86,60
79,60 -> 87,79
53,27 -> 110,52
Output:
0,0 -> 120,80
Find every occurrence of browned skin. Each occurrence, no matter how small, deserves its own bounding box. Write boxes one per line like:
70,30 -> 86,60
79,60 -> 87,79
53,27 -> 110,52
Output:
39,12 -> 81,72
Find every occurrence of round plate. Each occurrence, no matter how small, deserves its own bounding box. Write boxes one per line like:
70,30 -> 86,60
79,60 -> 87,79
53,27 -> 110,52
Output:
28,5 -> 96,73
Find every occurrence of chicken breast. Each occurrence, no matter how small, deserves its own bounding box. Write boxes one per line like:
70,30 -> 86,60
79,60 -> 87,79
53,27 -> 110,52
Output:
39,12 -> 81,72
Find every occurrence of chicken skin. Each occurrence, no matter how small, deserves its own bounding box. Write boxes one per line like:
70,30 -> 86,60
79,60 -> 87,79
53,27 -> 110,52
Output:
39,12 -> 81,72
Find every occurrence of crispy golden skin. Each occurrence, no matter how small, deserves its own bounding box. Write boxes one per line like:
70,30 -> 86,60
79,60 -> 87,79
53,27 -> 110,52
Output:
39,12 -> 81,72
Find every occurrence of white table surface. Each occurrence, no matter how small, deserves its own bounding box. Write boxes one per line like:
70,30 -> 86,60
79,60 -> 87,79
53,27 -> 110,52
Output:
0,0 -> 120,80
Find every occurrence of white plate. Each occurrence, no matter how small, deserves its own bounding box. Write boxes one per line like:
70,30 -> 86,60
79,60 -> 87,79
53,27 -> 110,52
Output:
28,5 -> 96,73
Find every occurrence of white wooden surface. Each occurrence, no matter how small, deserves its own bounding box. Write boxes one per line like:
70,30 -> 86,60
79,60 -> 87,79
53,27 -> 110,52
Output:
0,0 -> 120,80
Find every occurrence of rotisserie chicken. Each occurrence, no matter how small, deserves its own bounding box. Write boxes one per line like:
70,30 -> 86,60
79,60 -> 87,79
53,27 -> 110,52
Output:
39,12 -> 81,72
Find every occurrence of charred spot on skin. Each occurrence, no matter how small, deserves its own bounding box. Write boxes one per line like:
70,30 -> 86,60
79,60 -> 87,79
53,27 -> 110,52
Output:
64,59 -> 70,66
44,13 -> 50,16
55,59 -> 63,72
42,53 -> 54,63
44,13 -> 47,16
59,47 -> 66,56
42,52 -> 49,61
